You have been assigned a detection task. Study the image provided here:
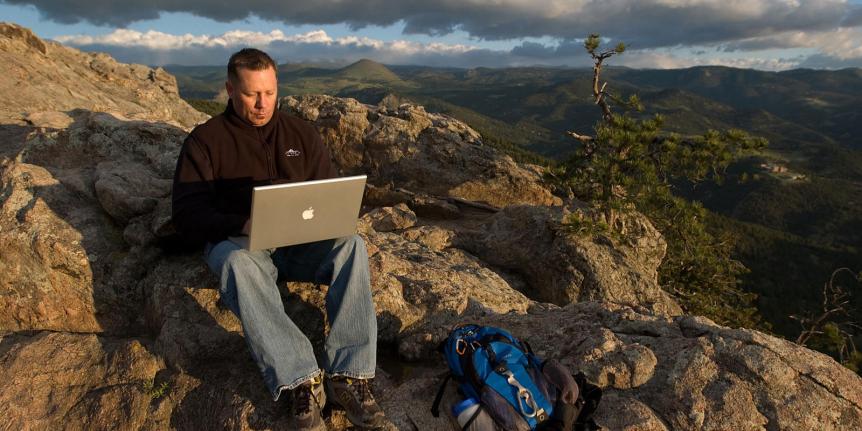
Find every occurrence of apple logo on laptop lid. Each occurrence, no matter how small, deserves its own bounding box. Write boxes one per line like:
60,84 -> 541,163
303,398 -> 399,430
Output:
302,206 -> 315,220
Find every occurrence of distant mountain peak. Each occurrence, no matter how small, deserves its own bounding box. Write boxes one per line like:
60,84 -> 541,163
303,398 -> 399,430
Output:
337,59 -> 401,82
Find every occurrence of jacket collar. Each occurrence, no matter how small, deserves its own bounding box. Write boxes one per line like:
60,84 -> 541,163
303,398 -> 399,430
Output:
224,99 -> 279,136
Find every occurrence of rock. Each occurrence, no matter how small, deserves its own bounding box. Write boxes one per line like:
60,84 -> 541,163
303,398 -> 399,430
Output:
458,205 -> 681,316
596,393 -> 670,431
0,110 -> 189,334
408,193 -> 461,219
363,183 -> 411,207
8,109 -> 188,244
400,225 -> 454,251
0,332 -> 165,430
0,23 -> 207,128
401,301 -> 862,431
0,160 -> 119,332
361,228 -> 532,346
0,22 -> 47,54
124,214 -> 157,246
24,110 -> 73,129
362,184 -> 461,219
150,198 -> 175,238
142,254 -> 245,371
284,95 -> 371,171
95,161 -> 171,223
365,203 -> 418,232
374,370 -> 455,430
283,94 -> 562,208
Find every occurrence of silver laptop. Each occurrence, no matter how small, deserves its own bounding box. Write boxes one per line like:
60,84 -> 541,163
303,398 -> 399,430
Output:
229,175 -> 366,251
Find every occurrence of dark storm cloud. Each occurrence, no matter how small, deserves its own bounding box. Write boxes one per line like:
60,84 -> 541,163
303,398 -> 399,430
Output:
798,52 -> 862,68
5,0 -> 861,48
842,5 -> 862,26
510,39 -> 586,59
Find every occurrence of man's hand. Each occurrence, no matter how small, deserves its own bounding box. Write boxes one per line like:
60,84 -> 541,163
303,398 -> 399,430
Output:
241,219 -> 251,235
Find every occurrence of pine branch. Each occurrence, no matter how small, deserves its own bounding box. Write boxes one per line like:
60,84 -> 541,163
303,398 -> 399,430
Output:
567,131 -> 595,142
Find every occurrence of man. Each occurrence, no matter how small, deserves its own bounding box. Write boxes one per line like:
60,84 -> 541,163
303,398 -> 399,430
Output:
171,48 -> 386,430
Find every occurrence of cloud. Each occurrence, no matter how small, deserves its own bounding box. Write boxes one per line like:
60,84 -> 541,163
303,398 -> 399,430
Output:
510,39 -> 585,59
722,27 -> 862,59
842,4 -> 862,26
54,27 -> 825,70
7,0 -> 862,48
797,52 -> 862,68
56,29 -> 381,51
620,51 -> 804,70
54,28 -> 504,67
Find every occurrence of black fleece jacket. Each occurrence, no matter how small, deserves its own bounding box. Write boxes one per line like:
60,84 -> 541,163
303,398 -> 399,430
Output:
171,101 -> 337,245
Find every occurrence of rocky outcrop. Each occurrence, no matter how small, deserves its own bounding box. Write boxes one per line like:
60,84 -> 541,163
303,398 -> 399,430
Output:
282,94 -> 562,208
396,302 -> 862,430
0,22 -> 207,128
1,23 -> 860,431
457,205 -> 681,316
362,224 -> 532,345
0,111 -> 189,334
0,159 -> 130,333
364,203 -> 418,232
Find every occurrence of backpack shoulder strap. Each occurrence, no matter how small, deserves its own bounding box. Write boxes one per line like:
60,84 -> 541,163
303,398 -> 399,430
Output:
430,373 -> 452,418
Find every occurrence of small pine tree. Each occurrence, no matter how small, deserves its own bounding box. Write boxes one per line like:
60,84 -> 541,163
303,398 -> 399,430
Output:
794,268 -> 861,373
562,34 -> 767,328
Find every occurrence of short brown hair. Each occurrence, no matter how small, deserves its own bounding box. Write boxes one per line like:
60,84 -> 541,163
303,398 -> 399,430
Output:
227,48 -> 277,82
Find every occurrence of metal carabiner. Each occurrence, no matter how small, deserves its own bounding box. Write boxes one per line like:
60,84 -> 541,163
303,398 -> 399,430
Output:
503,370 -> 544,419
456,338 -> 468,355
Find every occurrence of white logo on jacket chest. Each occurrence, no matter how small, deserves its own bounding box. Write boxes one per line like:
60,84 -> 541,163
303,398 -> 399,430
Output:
285,149 -> 301,157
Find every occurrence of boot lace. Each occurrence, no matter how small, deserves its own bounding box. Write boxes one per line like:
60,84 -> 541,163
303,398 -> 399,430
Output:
347,378 -> 374,403
292,384 -> 314,415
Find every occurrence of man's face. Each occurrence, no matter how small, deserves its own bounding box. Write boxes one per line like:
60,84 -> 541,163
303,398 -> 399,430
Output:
226,66 -> 278,127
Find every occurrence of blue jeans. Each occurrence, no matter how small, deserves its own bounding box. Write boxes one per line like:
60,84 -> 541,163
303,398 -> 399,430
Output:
204,234 -> 377,400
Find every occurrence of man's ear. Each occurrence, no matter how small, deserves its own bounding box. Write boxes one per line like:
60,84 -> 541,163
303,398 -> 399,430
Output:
225,79 -> 234,100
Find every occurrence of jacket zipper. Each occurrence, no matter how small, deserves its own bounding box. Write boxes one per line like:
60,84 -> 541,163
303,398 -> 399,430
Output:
258,127 -> 275,183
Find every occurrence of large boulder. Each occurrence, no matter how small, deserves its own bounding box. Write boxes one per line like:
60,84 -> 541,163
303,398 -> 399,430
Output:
457,205 -> 681,316
0,159 -> 126,333
360,218 -> 532,344
0,111 -> 190,334
282,94 -> 562,208
0,332 -> 165,430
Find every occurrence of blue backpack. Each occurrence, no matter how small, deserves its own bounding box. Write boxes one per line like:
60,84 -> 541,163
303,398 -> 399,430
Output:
431,324 -> 600,430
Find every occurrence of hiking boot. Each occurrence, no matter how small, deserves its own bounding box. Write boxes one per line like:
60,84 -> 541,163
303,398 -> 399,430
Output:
325,376 -> 387,429
287,376 -> 327,431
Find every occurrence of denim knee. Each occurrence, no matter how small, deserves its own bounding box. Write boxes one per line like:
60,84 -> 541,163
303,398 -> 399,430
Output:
338,234 -> 365,251
218,249 -> 276,300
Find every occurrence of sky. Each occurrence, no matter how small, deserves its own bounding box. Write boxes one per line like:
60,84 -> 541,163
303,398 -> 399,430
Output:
2,0 -> 862,70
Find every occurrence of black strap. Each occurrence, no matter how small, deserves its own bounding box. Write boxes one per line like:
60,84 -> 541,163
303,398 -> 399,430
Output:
522,340 -> 535,356
461,404 -> 484,430
479,333 -> 516,347
478,334 -> 513,371
573,372 -> 602,431
479,334 -> 539,375
431,373 -> 451,417
460,349 -> 483,390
